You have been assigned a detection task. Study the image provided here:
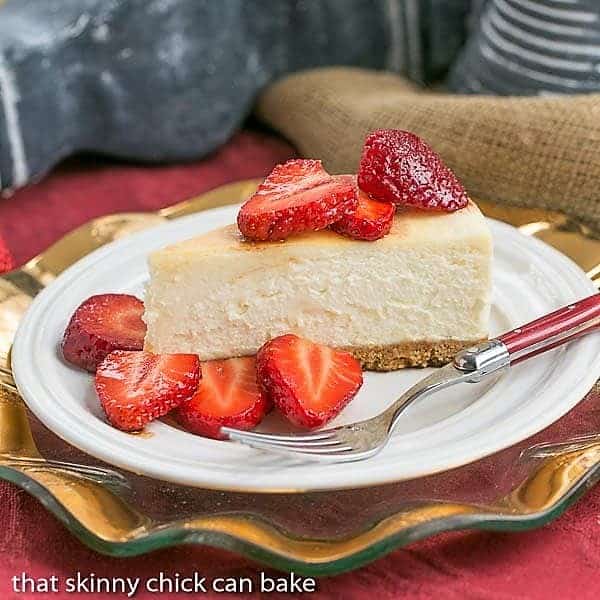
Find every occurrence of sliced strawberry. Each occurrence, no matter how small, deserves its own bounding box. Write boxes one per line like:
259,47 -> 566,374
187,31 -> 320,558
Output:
175,356 -> 270,440
358,129 -> 468,211
331,177 -> 395,241
256,334 -> 363,429
237,159 -> 357,241
96,350 -> 200,432
62,294 -> 146,372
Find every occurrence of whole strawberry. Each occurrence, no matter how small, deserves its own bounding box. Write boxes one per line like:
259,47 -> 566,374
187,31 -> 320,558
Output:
358,129 -> 468,211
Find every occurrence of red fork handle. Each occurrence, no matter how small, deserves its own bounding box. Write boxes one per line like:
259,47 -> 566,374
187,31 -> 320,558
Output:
499,293 -> 600,365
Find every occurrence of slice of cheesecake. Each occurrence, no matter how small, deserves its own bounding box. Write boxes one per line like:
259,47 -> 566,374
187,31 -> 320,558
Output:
143,201 -> 493,370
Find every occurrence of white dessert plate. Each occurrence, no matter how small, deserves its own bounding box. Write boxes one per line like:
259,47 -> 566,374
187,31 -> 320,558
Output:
12,205 -> 600,492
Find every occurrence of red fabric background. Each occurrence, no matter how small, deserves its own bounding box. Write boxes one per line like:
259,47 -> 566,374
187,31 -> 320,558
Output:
1,130 -> 599,599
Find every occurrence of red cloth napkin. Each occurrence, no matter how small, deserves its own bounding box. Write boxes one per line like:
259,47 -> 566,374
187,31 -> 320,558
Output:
1,130 -> 599,599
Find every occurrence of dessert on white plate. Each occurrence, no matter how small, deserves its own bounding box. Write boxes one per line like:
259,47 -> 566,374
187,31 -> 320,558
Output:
61,128 -> 493,437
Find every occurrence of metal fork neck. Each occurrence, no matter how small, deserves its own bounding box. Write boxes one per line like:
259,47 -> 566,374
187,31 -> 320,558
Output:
453,339 -> 510,382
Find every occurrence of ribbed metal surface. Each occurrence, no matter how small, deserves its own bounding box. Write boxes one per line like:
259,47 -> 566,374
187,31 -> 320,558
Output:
449,0 -> 600,94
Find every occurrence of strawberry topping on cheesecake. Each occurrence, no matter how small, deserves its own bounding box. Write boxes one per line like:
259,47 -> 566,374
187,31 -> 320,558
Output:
237,159 -> 357,241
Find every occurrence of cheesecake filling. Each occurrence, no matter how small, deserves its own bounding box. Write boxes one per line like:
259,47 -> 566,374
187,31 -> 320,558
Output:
144,217 -> 492,371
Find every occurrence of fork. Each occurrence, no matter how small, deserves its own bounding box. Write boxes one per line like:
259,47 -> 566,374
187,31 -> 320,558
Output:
222,294 -> 600,462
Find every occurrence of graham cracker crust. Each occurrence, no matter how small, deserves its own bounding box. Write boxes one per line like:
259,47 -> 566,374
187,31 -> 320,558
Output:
346,339 -> 484,371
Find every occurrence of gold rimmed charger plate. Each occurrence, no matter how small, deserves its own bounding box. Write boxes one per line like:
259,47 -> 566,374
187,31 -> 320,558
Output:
1,179 -> 600,574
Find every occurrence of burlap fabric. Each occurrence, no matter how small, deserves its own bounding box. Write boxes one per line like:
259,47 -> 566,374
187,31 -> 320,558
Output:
256,67 -> 600,230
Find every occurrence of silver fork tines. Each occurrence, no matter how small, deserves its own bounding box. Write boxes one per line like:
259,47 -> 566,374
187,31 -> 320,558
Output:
222,428 -> 368,461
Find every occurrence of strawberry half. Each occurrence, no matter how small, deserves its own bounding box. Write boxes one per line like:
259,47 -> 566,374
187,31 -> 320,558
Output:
257,334 -> 363,429
358,129 -> 468,211
175,356 -> 270,440
331,177 -> 395,241
62,294 -> 146,372
96,350 -> 200,432
237,159 -> 357,241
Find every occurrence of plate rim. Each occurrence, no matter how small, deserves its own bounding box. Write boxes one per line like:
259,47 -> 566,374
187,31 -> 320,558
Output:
12,208 -> 600,493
